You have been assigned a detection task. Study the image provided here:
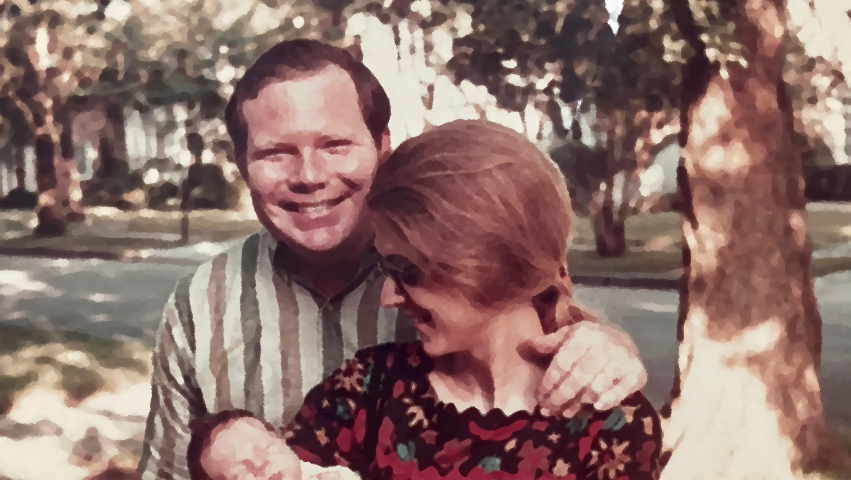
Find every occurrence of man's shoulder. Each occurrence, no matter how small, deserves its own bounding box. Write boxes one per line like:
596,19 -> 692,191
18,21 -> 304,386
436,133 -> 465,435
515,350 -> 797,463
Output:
168,230 -> 270,298
186,232 -> 267,276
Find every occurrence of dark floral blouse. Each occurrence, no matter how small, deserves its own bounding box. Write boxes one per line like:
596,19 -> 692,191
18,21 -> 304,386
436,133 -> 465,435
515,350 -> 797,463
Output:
282,342 -> 662,480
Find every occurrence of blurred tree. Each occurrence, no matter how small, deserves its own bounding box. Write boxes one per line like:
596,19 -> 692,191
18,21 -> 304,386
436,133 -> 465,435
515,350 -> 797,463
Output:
440,0 -> 610,137
0,1 -> 118,235
659,0 -> 849,477
588,0 -> 681,257
783,33 -> 846,168
0,84 -> 34,194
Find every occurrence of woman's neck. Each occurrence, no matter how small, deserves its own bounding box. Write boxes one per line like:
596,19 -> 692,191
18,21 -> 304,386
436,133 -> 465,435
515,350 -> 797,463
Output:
430,304 -> 547,415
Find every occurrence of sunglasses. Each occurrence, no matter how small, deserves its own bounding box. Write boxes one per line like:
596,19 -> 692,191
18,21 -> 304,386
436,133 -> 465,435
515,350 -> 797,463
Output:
371,248 -> 424,289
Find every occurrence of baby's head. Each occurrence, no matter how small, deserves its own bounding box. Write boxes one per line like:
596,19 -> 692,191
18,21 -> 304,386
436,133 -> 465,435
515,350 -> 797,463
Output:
187,409 -> 281,480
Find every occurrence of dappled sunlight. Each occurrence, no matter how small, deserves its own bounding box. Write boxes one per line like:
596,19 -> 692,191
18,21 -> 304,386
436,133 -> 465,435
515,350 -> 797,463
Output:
737,318 -> 786,356
0,328 -> 152,401
0,430 -> 93,480
642,234 -> 682,252
0,269 -> 60,297
86,293 -> 121,303
686,222 -> 731,273
0,255 -> 196,345
1,384 -> 151,480
663,310 -> 802,480
635,302 -> 678,314
0,322 -> 154,479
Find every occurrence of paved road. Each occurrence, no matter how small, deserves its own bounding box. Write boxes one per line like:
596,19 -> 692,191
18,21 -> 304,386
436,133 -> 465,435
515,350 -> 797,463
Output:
1,255 -> 849,428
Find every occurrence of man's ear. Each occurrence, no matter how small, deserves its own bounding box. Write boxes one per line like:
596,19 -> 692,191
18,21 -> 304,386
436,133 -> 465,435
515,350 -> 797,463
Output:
378,127 -> 392,163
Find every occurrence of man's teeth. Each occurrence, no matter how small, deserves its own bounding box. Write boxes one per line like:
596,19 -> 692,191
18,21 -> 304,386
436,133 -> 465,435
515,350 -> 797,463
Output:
302,204 -> 331,213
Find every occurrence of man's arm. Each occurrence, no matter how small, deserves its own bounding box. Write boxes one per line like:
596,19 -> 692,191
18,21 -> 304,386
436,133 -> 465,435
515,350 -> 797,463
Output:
524,301 -> 649,417
137,278 -> 207,480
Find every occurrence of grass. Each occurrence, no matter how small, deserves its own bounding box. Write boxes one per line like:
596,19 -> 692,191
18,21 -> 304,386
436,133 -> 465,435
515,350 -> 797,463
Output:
568,249 -> 683,274
571,210 -> 851,252
2,207 -> 851,277
0,207 -> 262,256
571,212 -> 684,250
0,324 -> 152,414
568,249 -> 851,278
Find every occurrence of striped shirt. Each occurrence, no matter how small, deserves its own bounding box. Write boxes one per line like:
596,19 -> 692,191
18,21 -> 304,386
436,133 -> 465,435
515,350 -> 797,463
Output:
136,229 -> 417,480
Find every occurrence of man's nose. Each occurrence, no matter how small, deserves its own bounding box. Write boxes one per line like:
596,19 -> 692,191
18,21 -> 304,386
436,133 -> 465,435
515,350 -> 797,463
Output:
287,149 -> 329,194
380,278 -> 405,308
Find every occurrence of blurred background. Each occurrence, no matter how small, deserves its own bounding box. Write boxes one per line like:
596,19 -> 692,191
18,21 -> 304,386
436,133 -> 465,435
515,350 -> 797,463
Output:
0,0 -> 850,479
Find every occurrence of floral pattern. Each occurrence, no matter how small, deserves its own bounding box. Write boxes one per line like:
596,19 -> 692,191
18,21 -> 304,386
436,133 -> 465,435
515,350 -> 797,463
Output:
283,342 -> 662,479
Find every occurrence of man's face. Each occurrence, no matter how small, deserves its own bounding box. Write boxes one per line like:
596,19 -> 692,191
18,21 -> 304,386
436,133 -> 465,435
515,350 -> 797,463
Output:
241,65 -> 384,252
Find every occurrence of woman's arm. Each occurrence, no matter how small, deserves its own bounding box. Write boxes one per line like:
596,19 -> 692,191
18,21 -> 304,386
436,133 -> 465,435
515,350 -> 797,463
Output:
190,346 -> 389,480
281,346 -> 387,472
526,319 -> 649,417
189,413 -> 363,480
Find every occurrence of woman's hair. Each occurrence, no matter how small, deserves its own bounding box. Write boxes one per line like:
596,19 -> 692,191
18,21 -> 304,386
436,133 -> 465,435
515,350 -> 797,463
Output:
367,119 -> 593,325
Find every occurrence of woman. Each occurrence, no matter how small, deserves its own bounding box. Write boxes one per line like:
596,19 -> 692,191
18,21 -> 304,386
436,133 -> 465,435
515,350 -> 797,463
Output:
189,120 -> 662,480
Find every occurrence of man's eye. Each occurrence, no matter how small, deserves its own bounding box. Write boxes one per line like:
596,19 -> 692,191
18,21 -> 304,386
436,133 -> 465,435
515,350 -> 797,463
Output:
324,140 -> 353,153
256,147 -> 298,160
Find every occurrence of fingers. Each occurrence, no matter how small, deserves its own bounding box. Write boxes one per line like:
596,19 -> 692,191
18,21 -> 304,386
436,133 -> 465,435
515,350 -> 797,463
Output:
545,353 -> 603,412
521,328 -> 569,359
559,386 -> 591,418
536,335 -> 591,403
589,368 -> 627,411
537,321 -> 649,416
593,362 -> 648,411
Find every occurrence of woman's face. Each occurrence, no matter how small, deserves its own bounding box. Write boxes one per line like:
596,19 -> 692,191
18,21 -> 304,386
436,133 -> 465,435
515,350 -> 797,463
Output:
374,221 -> 491,357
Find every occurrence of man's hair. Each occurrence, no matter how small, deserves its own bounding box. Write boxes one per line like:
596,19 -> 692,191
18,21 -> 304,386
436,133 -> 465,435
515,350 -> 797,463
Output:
224,39 -> 392,177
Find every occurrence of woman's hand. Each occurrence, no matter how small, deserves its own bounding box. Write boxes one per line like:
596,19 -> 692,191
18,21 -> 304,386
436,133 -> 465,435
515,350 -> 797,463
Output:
200,416 -> 302,480
523,321 -> 648,417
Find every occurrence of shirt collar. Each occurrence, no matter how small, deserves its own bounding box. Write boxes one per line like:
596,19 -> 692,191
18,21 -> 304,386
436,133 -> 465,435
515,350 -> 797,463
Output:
262,228 -> 381,300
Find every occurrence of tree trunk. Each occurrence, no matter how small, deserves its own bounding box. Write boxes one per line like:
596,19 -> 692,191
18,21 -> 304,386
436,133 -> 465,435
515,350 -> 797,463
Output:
181,105 -> 204,244
61,112 -> 85,222
422,33 -> 436,112
98,97 -> 128,179
34,133 -> 67,237
155,107 -> 168,160
594,113 -> 626,257
614,115 -> 646,231
546,98 -> 569,139
660,0 -> 846,477
15,145 -> 26,190
34,97 -> 76,237
392,24 -> 403,62
0,143 -> 7,196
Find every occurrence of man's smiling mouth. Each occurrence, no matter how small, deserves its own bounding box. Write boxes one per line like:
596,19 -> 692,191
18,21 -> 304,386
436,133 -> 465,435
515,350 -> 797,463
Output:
278,193 -> 350,214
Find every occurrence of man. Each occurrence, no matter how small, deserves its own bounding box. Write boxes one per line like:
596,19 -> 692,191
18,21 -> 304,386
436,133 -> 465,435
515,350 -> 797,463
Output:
137,39 -> 647,480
